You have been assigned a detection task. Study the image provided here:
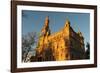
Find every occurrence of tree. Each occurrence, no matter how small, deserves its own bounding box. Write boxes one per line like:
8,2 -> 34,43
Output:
22,32 -> 38,62
85,42 -> 90,59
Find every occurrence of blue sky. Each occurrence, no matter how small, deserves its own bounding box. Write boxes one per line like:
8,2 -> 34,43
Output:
22,10 -> 90,49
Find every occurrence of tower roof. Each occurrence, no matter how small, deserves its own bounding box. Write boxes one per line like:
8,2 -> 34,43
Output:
44,16 -> 49,26
64,19 -> 70,27
45,16 -> 49,21
65,19 -> 70,25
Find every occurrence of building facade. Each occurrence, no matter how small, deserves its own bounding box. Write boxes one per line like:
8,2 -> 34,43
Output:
35,16 -> 85,61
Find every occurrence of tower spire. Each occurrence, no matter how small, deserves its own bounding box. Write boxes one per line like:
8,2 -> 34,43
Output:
41,16 -> 51,36
44,16 -> 49,26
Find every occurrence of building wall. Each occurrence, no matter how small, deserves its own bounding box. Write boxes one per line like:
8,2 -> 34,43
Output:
69,27 -> 85,59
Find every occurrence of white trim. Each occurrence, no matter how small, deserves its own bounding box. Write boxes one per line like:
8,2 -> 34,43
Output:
17,5 -> 94,68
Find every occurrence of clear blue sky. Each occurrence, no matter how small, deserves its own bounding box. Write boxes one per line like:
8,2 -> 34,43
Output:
22,10 -> 90,49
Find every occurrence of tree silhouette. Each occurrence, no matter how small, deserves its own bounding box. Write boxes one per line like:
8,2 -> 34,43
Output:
22,32 -> 38,62
85,42 -> 90,59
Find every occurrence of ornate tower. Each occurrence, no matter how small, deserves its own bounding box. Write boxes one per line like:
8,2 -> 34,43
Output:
41,16 -> 51,36
36,16 -> 52,61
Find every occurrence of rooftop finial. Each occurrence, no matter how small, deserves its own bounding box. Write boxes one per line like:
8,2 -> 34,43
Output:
46,16 -> 49,20
64,18 -> 70,27
45,16 -> 49,26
